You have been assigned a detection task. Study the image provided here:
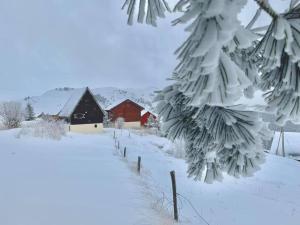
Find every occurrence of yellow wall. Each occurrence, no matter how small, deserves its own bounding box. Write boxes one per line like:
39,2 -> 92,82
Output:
123,121 -> 141,129
114,121 -> 141,129
69,123 -> 103,133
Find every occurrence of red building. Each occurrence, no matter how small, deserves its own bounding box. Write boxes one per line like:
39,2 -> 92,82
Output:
107,99 -> 144,128
141,110 -> 157,127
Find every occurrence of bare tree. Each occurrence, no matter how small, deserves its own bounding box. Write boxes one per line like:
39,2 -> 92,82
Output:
0,101 -> 24,129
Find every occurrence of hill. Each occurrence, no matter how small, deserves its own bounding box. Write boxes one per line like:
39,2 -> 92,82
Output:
23,87 -> 158,115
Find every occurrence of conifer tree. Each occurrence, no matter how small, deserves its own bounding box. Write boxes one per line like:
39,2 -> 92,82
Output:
25,103 -> 35,121
145,114 -> 159,128
122,0 -> 300,182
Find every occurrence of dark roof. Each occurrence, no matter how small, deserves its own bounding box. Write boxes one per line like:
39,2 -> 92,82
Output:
108,99 -> 144,111
59,87 -> 105,117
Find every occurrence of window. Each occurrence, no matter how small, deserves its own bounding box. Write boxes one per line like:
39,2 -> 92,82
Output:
73,113 -> 85,119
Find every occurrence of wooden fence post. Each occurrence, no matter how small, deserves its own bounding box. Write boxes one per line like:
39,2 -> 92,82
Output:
170,170 -> 179,222
123,147 -> 127,158
137,156 -> 141,174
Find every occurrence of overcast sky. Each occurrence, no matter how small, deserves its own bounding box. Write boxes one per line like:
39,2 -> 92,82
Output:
0,0 -> 290,100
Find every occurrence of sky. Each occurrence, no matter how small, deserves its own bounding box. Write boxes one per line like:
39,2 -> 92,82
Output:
0,0 -> 290,100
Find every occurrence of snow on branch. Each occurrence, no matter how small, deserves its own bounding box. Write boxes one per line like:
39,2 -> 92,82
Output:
122,0 -> 171,26
154,0 -> 271,183
122,0 -> 283,183
254,4 -> 300,125
253,0 -> 278,19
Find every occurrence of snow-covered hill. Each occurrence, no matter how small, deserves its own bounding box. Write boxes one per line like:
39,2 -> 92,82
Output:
23,87 -> 158,115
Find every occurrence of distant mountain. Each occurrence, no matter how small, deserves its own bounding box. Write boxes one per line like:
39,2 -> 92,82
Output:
23,87 -> 158,116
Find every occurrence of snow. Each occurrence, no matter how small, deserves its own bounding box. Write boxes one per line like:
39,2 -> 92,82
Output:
270,131 -> 300,159
0,129 -> 160,225
141,109 -> 158,117
235,90 -> 267,111
23,87 -> 157,116
0,128 -> 299,225
58,87 -> 87,117
24,88 -> 76,116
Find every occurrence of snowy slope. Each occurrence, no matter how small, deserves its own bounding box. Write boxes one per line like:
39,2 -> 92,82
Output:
270,132 -> 300,160
22,87 -> 157,115
0,128 -> 299,225
116,130 -> 300,225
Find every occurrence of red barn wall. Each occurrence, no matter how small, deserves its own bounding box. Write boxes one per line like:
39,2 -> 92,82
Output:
109,100 -> 143,123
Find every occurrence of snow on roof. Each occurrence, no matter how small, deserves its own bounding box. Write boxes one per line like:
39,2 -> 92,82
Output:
58,88 -> 88,117
141,109 -> 158,117
141,109 -> 147,116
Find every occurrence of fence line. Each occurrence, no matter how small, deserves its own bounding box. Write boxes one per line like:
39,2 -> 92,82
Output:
111,129 -> 212,225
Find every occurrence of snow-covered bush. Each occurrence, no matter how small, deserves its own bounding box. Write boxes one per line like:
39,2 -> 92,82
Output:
166,139 -> 186,159
115,117 -> 125,129
0,101 -> 24,129
103,111 -> 113,128
17,119 -> 67,140
121,0 -> 300,183
0,120 -> 4,130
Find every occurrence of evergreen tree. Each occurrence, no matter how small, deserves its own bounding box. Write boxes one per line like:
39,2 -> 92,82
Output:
122,0 -> 300,182
145,114 -> 159,128
25,103 -> 35,121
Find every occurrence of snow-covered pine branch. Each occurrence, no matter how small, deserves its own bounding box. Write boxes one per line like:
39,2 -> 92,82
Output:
253,0 -> 278,19
122,0 -> 171,26
155,0 -> 269,182
122,0 -> 300,183
254,4 -> 300,125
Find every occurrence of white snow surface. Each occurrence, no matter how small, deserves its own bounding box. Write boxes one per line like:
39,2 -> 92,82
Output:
270,132 -> 300,159
0,128 -> 299,225
22,87 -> 157,116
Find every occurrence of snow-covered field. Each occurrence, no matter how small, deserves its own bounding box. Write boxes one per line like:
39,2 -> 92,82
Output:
0,128 -> 299,225
271,132 -> 300,160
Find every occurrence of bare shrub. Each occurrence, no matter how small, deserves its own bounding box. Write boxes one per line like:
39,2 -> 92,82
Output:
0,122 -> 4,130
17,119 -> 67,140
0,101 -> 24,129
166,139 -> 186,159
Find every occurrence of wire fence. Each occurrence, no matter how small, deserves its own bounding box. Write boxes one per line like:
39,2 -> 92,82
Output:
112,129 -> 212,225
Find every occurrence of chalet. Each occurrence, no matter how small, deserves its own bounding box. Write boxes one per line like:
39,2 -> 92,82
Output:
106,99 -> 144,129
141,110 -> 157,127
59,87 -> 105,133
